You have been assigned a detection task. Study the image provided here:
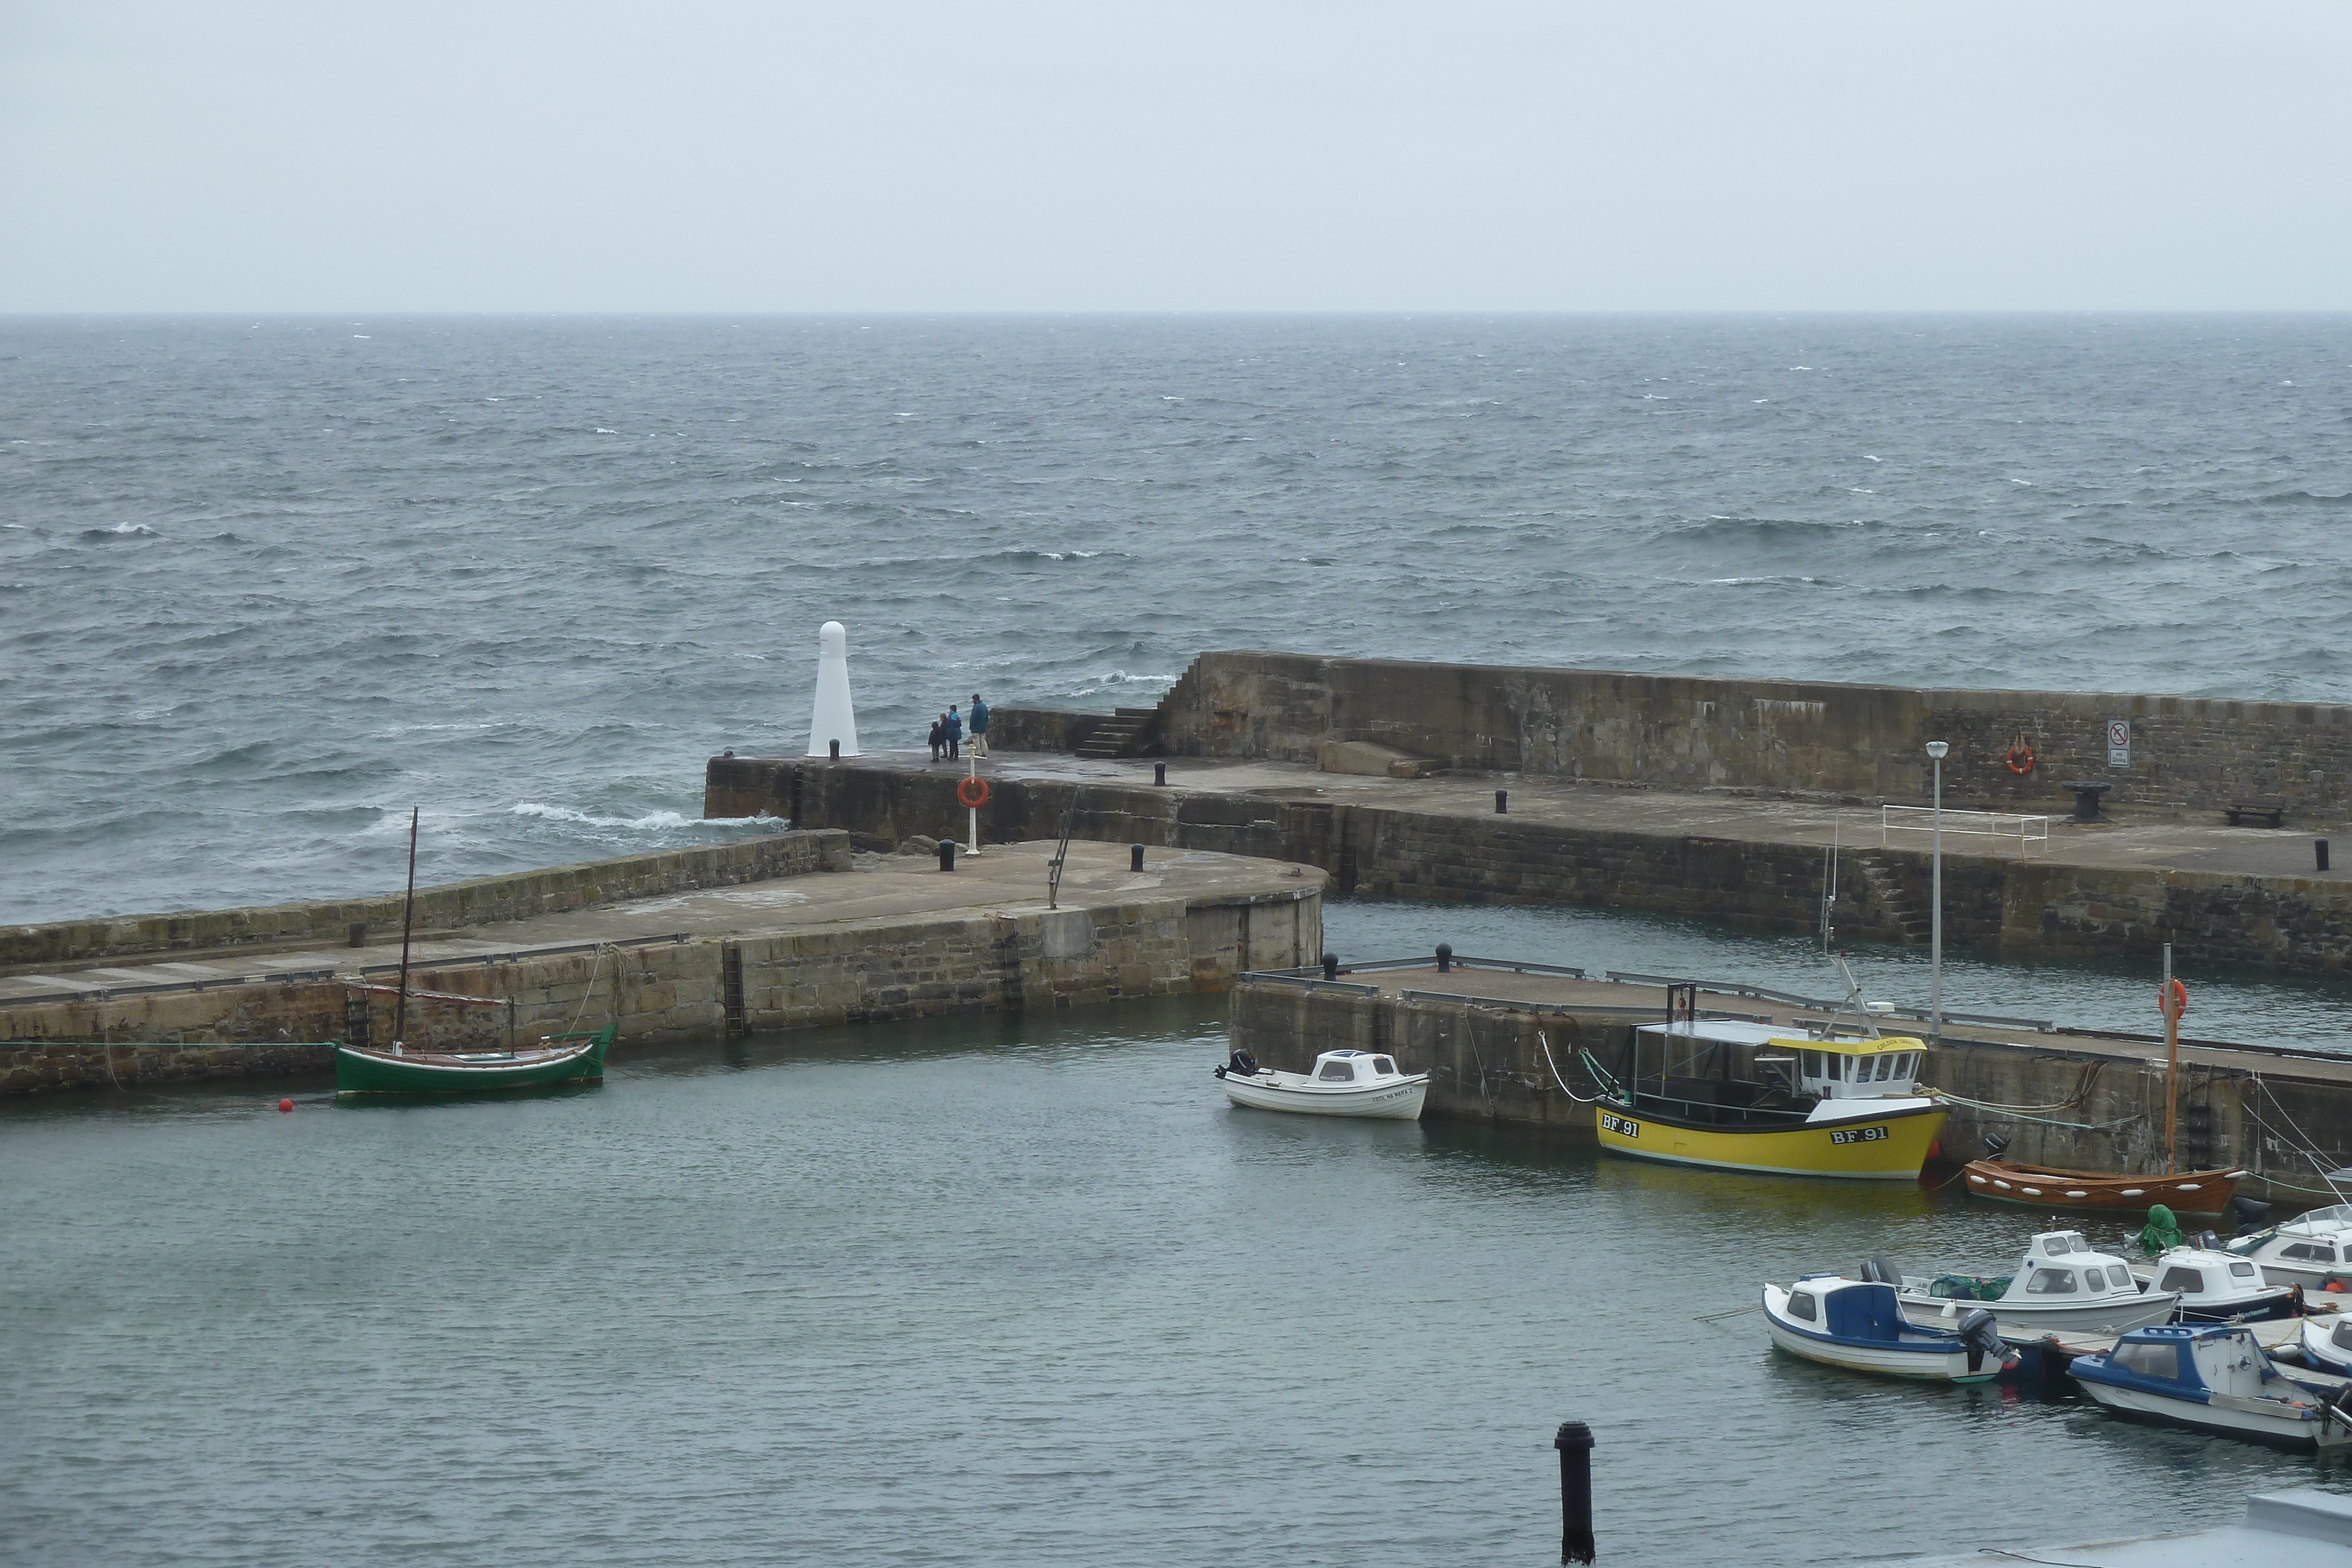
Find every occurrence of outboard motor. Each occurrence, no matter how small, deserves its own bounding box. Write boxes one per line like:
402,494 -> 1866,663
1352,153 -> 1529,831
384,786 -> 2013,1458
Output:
1217,1047 -> 1259,1080
1982,1131 -> 2012,1159
1857,1255 -> 1902,1286
2194,1229 -> 2220,1252
1956,1308 -> 2007,1375
2230,1195 -> 2273,1236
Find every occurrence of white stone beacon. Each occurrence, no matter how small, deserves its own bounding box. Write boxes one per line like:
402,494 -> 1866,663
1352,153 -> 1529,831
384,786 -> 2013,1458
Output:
805,620 -> 860,758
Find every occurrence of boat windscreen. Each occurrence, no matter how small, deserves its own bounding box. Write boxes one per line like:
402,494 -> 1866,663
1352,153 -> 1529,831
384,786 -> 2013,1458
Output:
1823,1283 -> 1901,1338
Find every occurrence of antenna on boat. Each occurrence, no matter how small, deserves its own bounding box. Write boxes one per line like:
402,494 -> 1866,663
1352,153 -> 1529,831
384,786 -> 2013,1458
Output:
393,807 -> 419,1053
1825,952 -> 1883,1039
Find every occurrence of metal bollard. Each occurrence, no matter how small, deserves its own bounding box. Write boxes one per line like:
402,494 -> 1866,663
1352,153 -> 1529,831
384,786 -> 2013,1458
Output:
2321,839 -> 2332,873
348,922 -> 367,948
1131,843 -> 1145,872
1496,788 -> 1509,814
1154,761 -> 1167,786
1555,1420 -> 1595,1564
938,840 -> 956,872
1322,951 -> 1339,981
829,739 -> 840,760
1436,942 -> 1453,974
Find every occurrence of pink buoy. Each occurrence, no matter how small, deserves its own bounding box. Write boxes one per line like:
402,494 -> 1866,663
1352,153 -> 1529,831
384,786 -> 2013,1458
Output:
278,1098 -> 294,1113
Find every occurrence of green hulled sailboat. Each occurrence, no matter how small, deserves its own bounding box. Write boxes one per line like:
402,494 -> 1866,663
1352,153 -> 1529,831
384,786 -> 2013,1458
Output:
333,1025 -> 615,1095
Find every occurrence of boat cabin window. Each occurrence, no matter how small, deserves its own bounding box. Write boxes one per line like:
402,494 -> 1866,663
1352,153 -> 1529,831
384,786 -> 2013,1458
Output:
2041,1233 -> 2084,1256
1802,1050 -> 1822,1079
1317,1061 -> 1356,1082
2230,1262 -> 2257,1280
1788,1291 -> 1818,1322
2024,1268 -> 2077,1295
2281,1242 -> 2334,1262
2159,1267 -> 2205,1293
1372,1057 -> 1396,1076
2333,1320 -> 2352,1353
1873,1056 -> 1894,1082
2111,1341 -> 2182,1379
2107,1266 -> 2133,1290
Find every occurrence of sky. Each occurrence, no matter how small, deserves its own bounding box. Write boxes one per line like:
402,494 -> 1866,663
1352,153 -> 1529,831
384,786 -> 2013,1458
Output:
3,1 -> 2348,313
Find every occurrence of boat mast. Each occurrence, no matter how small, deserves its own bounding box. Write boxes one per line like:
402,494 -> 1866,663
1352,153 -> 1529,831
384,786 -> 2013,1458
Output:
393,807 -> 419,1051
2161,939 -> 2179,1175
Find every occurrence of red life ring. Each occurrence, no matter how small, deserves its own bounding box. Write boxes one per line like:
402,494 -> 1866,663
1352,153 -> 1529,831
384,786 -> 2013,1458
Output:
956,775 -> 991,808
2159,978 -> 2188,1019
2004,744 -> 2036,775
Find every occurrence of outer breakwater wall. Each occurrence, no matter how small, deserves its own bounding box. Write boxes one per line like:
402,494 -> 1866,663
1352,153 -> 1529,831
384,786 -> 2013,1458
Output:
1147,652 -> 2352,820
714,759 -> 2352,973
1228,977 -> 2352,1209
0,833 -> 848,969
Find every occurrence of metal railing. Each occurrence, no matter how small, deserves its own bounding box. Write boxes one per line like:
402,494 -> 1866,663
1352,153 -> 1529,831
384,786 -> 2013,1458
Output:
1880,804 -> 2050,859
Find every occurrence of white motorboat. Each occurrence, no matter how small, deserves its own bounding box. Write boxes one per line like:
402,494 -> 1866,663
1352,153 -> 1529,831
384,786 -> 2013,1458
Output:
1763,1275 -> 2014,1383
2297,1314 -> 2352,1375
1898,1230 -> 2180,1335
2225,1202 -> 2352,1289
2070,1323 -> 2352,1452
1215,1048 -> 1428,1121
2132,1245 -> 2297,1323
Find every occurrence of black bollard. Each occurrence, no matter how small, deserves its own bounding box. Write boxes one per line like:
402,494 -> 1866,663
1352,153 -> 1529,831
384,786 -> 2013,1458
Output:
1436,942 -> 1453,974
1154,761 -> 1167,786
1555,1420 -> 1595,1564
2321,839 -> 2333,873
1131,843 -> 1145,872
829,739 -> 840,760
938,840 -> 956,872
348,921 -> 367,948
1496,788 -> 1509,814
1322,951 -> 1339,981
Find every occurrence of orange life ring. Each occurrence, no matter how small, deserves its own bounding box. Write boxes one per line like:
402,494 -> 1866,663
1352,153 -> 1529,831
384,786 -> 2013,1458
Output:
2159,978 -> 2188,1019
2004,744 -> 2036,775
956,775 -> 991,808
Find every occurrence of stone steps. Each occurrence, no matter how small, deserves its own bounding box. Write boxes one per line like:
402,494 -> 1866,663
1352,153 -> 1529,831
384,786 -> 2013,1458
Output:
1853,852 -> 1931,944
1075,707 -> 1162,759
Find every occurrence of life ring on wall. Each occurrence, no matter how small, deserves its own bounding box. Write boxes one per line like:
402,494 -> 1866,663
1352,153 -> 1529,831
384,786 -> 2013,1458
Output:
957,775 -> 991,808
2004,743 -> 2036,775
2159,978 -> 2189,1019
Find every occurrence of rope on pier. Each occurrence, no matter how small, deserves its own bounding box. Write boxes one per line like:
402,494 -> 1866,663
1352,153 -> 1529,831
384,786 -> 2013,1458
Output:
1537,1032 -> 1605,1104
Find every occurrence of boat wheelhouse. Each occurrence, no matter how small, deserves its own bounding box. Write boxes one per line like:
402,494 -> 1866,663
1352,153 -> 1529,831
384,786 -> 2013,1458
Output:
1899,1230 -> 2179,1335
1588,994 -> 1944,1180
2227,1203 -> 2352,1289
2133,1246 -> 2296,1323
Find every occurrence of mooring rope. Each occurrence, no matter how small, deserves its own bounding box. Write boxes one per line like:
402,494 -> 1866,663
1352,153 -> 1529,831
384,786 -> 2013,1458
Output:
1538,1032 -> 1605,1104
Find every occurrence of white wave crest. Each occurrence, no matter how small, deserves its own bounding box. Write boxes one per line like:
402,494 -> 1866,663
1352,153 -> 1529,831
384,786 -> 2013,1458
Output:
511,802 -> 757,831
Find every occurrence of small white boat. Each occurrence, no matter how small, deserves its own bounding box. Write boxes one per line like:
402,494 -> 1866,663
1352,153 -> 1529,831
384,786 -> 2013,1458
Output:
1898,1230 -> 2180,1336
2071,1323 -> 2352,1451
2132,1245 -> 2297,1323
1763,1275 -> 2014,1383
2297,1314 -> 2352,1375
1216,1048 -> 1428,1120
2225,1202 -> 2352,1289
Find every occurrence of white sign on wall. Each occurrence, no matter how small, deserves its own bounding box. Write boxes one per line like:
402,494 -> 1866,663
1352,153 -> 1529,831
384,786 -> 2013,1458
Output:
2107,718 -> 2131,768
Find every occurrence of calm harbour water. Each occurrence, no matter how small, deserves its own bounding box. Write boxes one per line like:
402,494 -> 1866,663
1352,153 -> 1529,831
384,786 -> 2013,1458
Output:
3,996 -> 2341,1568
6,314 -> 2352,922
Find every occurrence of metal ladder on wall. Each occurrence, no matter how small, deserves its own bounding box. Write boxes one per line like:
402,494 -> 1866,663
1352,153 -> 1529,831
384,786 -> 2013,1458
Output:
1047,786 -> 1083,909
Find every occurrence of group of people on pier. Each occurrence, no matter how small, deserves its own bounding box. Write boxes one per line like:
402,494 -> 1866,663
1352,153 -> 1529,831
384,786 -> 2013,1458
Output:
928,695 -> 988,763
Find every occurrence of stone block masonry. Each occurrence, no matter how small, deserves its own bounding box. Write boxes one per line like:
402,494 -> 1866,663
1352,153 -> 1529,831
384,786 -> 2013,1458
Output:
1,841 -> 1324,1095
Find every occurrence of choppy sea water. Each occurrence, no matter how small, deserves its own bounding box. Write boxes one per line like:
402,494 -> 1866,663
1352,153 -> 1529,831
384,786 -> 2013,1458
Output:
4,999 -> 2338,1568
5,315 -> 2350,922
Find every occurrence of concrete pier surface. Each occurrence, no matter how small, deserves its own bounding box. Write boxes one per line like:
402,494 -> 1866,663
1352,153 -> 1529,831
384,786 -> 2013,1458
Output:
1,836 -> 1324,1095
1227,958 -> 2352,1206
710,749 -> 2352,972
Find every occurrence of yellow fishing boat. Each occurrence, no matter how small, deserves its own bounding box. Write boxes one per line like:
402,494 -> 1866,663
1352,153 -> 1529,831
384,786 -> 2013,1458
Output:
1588,992 -> 1946,1181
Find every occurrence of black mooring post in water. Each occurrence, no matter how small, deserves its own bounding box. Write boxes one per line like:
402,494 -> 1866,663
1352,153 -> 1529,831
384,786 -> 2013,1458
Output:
1154,761 -> 1167,786
1496,788 -> 1509,814
938,840 -> 956,872
829,738 -> 840,760
2320,838 -> 2332,873
1131,843 -> 1145,872
1435,942 -> 1453,974
1555,1420 -> 1595,1564
1322,951 -> 1339,981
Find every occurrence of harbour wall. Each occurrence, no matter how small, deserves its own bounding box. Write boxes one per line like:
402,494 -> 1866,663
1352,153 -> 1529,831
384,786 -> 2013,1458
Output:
714,760 -> 2352,974
1228,977 -> 2352,1210
1133,652 -> 2352,819
0,832 -> 850,969
2,851 -> 1323,1096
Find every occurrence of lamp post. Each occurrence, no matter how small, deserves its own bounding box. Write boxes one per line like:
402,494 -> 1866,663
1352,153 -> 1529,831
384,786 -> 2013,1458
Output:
1925,741 -> 1947,1036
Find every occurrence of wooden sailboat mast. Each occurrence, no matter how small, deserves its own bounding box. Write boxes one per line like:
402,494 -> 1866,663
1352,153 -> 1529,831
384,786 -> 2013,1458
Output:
2162,940 -> 2180,1175
393,807 -> 419,1048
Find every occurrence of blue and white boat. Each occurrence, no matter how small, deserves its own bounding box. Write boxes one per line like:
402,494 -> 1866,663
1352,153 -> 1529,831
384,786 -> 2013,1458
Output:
2132,1245 -> 2297,1323
2296,1314 -> 2352,1375
1763,1275 -> 2014,1383
2070,1323 -> 2352,1452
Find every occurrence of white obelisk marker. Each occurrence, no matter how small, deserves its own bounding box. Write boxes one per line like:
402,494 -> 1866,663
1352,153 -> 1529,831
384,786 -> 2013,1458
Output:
805,620 -> 860,758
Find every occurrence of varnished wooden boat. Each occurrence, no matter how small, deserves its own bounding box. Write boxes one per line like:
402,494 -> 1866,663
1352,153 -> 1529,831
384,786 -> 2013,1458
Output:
1960,1158 -> 2245,1216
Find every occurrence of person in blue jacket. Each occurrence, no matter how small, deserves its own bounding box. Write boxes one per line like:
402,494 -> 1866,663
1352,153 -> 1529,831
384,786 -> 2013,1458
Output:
944,706 -> 963,761
968,694 -> 990,758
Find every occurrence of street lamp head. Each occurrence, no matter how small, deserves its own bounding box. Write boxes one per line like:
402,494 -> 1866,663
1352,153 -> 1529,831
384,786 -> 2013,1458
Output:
1925,741 -> 1949,760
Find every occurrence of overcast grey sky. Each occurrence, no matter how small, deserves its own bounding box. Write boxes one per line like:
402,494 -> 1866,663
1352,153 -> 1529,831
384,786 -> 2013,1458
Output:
4,2 -> 2347,312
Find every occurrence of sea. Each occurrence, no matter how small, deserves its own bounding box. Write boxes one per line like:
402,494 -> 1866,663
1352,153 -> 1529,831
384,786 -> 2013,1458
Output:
5,314 -> 2351,926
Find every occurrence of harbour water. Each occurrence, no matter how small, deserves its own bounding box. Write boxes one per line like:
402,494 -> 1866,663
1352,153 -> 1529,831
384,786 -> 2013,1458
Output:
8,315 -> 2352,922
4,995 -> 2341,1568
